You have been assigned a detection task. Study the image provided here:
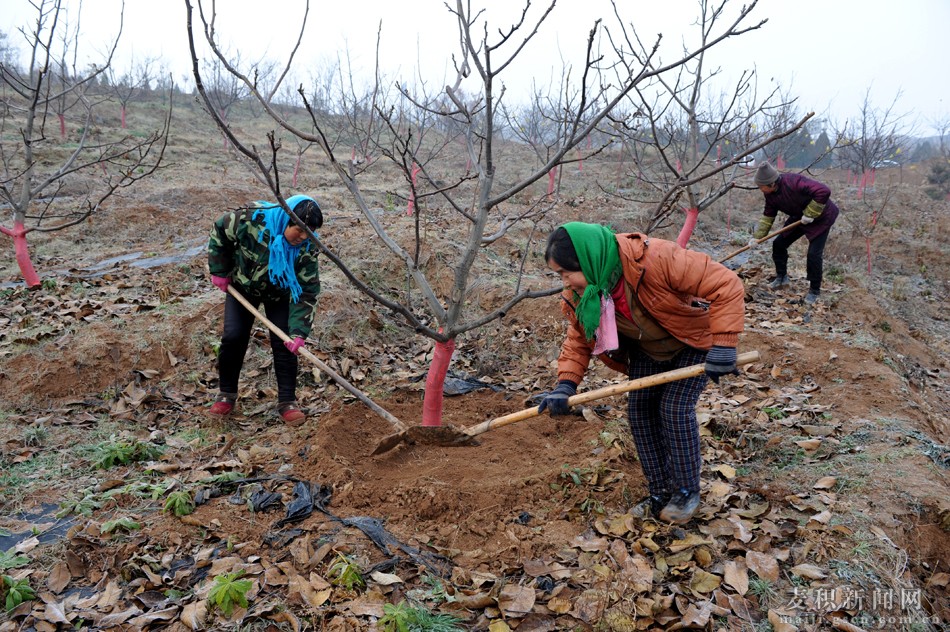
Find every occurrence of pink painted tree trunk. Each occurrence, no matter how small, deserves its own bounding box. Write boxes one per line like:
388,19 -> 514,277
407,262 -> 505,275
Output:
58,114 -> 66,140
121,106 -> 127,129
1,221 -> 41,287
675,207 -> 700,248
421,338 -> 456,426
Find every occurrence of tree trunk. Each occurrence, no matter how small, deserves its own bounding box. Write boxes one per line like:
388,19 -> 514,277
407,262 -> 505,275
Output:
121,105 -> 127,129
1,221 -> 41,287
58,114 -> 66,140
421,338 -> 456,427
676,207 -> 700,248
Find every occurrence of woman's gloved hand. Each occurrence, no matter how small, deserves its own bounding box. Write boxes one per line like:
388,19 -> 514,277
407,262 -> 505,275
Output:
211,275 -> 230,293
284,337 -> 306,355
537,380 -> 578,416
705,346 -> 739,384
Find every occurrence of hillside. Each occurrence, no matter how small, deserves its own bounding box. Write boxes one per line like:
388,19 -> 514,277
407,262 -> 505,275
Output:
0,99 -> 948,631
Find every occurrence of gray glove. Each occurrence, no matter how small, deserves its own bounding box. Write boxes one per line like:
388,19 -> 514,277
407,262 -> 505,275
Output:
537,381 -> 577,416
705,346 -> 738,384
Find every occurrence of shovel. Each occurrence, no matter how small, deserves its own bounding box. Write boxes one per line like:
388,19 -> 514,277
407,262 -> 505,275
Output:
225,285 -> 407,432
718,219 -> 803,264
372,350 -> 760,455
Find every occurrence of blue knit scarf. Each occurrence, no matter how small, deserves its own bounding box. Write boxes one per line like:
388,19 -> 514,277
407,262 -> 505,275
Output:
251,194 -> 316,303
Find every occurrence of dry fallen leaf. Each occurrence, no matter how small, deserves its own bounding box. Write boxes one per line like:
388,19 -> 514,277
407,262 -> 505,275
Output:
46,562 -> 71,594
180,600 -> 208,630
813,476 -> 837,490
499,584 -> 536,617
767,608 -> 800,632
745,551 -> 779,582
795,438 -> 822,453
723,560 -> 749,595
689,569 -> 722,594
790,563 -> 827,580
711,463 -> 737,479
546,596 -> 572,614
927,572 -> 949,588
369,571 -> 403,585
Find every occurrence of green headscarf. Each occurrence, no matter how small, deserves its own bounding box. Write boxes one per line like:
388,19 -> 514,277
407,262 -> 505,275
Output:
562,222 -> 622,340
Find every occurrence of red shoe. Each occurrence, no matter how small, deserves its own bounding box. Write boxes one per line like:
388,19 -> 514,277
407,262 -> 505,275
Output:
278,402 -> 306,426
208,394 -> 236,416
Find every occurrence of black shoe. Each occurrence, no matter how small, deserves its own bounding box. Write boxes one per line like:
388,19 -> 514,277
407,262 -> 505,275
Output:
804,290 -> 820,305
629,492 -> 671,519
659,488 -> 700,524
769,274 -> 790,290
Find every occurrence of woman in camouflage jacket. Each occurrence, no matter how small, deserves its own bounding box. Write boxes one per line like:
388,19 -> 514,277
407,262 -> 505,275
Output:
206,194 -> 323,425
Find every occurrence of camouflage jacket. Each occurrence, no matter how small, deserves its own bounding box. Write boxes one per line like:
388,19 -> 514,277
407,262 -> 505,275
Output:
208,210 -> 320,339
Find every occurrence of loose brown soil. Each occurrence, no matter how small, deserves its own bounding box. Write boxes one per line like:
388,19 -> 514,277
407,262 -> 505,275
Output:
0,106 -> 948,631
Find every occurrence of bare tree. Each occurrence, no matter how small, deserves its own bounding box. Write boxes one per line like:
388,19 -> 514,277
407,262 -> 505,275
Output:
185,0 -> 772,426
105,55 -> 157,128
596,0 -> 814,245
0,0 -> 171,287
833,88 -> 912,174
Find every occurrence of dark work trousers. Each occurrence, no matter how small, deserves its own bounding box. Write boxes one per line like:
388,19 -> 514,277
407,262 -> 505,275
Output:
772,225 -> 831,293
626,347 -> 708,496
218,292 -> 298,403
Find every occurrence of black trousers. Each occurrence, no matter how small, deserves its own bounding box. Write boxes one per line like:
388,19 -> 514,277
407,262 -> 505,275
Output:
217,292 -> 298,403
772,225 -> 831,293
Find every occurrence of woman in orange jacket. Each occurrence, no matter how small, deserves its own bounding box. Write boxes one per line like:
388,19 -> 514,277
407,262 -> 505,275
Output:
538,222 -> 745,524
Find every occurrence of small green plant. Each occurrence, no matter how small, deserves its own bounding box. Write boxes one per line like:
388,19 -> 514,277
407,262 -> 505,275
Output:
851,540 -> 871,557
762,407 -> 787,420
164,490 -> 195,516
328,553 -> 365,590
40,278 -> 57,291
56,494 -> 103,518
205,471 -> 245,484
22,426 -> 48,447
749,576 -> 777,606
1,575 -> 35,612
0,550 -> 29,571
379,600 -> 464,632
101,517 -> 142,534
93,437 -> 164,469
825,265 -> 845,284
557,465 -> 591,487
208,570 -> 252,617
420,574 -> 452,603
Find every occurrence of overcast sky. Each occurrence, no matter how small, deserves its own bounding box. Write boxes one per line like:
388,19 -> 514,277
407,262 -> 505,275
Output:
3,0 -> 948,135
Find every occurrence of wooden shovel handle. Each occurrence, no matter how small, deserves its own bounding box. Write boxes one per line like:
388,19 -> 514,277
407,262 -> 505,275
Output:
225,285 -> 406,431
718,220 -> 803,263
464,350 -> 760,437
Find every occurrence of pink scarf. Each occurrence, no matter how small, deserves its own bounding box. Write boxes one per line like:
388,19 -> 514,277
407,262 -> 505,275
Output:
591,294 -> 619,355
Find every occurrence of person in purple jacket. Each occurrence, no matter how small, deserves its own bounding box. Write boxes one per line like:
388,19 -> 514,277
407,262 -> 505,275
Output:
751,162 -> 839,304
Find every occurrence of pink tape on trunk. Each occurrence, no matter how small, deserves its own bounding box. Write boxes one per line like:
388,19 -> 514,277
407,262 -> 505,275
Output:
675,207 -> 700,248
421,337 -> 456,427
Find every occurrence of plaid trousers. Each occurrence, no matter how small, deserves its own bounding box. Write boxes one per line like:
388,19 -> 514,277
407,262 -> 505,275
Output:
626,347 -> 707,495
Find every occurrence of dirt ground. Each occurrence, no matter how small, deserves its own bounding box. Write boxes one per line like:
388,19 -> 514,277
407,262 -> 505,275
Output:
0,117 -> 948,631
